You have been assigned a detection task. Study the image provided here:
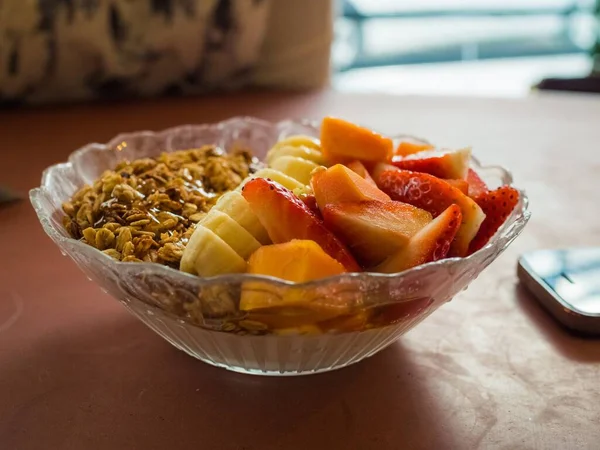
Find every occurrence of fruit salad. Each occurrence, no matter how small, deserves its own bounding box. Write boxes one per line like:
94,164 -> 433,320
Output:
62,117 -> 521,335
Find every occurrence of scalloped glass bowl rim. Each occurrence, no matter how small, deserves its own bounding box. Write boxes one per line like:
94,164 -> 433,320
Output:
29,117 -> 530,291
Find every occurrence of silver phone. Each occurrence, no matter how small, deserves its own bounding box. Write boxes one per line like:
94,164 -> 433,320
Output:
517,247 -> 600,336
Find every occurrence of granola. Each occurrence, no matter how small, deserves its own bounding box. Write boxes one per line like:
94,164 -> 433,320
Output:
62,146 -> 258,267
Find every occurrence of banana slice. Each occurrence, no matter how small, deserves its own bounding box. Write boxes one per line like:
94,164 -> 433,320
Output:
180,225 -> 247,276
213,191 -> 270,244
270,156 -> 322,185
236,168 -> 304,192
271,135 -> 321,152
201,210 -> 261,260
266,145 -> 325,166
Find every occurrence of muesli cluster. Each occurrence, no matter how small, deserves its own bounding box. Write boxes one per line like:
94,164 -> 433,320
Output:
62,146 -> 257,267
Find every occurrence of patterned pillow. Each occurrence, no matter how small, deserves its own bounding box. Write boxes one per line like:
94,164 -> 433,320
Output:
0,0 -> 272,105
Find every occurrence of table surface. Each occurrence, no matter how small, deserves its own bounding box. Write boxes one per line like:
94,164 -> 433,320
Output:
1,91 -> 599,450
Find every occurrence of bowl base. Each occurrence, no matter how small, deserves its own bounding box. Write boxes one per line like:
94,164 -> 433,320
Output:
189,350 -> 370,376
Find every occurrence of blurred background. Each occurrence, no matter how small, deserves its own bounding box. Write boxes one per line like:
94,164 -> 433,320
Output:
1,0 -> 599,105
332,0 -> 599,97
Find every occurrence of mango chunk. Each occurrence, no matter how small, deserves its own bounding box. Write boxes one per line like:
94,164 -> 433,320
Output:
346,160 -> 377,187
394,141 -> 433,157
241,240 -> 352,328
320,117 -> 393,163
311,164 -> 390,212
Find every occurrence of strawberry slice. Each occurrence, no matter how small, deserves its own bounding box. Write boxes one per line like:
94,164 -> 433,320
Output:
468,186 -> 520,254
242,178 -> 360,272
298,193 -> 321,218
378,170 -> 485,257
391,148 -> 471,179
466,169 -> 488,198
374,163 -> 469,196
322,200 -> 432,267
369,162 -> 399,185
376,204 -> 462,273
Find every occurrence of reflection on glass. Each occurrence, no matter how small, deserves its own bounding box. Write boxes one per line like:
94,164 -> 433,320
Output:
532,248 -> 600,315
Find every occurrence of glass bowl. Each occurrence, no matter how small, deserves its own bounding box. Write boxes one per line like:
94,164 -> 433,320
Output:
30,117 -> 530,376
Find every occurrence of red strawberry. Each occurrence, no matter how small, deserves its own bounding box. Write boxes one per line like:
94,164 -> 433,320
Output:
299,193 -> 321,218
376,204 -> 462,273
391,148 -> 470,179
466,169 -> 488,198
468,186 -> 520,253
378,170 -> 485,257
322,200 -> 432,267
369,162 -> 399,185
242,178 -> 360,272
370,163 -> 470,196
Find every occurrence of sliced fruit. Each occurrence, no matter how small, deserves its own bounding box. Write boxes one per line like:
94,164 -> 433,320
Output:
212,191 -> 270,244
346,160 -> 378,187
443,178 -> 469,195
270,135 -> 321,153
200,210 -> 261,260
298,193 -> 321,217
236,168 -> 303,192
245,240 -> 346,285
322,200 -> 432,267
394,140 -> 433,157
311,164 -> 390,212
292,183 -> 313,197
318,310 -> 371,332
241,240 -> 350,327
378,170 -> 486,256
180,225 -> 247,276
320,116 -> 393,163
468,186 -> 520,254
376,204 -> 462,273
242,177 -> 360,272
370,297 -> 432,327
466,168 -> 489,198
391,148 -> 471,179
266,144 -> 325,166
273,325 -> 322,336
246,307 -> 328,330
369,162 -> 399,185
270,155 -> 321,185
